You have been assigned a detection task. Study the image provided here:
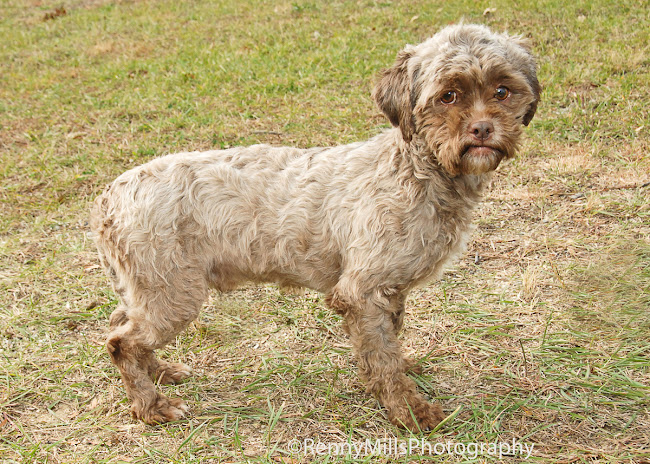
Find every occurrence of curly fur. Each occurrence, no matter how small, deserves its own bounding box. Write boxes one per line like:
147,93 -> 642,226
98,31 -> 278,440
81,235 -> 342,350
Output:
90,24 -> 540,431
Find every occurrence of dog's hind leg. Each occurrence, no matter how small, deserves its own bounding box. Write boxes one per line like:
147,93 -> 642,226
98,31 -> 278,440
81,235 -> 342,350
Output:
105,267 -> 207,425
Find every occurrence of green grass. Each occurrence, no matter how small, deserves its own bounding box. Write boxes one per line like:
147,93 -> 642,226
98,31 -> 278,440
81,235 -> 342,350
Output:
1,0 -> 649,462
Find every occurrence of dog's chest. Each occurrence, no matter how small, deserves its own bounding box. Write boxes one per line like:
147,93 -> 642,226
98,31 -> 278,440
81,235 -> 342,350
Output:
406,200 -> 476,287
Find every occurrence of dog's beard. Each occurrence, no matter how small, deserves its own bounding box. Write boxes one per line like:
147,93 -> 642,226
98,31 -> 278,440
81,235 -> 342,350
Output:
425,124 -> 521,177
458,144 -> 505,175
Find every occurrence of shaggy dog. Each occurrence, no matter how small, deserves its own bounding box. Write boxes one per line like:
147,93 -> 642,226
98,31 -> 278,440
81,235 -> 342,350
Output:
90,23 -> 540,431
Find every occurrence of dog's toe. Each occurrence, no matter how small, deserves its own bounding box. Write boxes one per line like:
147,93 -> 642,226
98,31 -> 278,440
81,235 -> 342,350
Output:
155,361 -> 193,385
415,401 -> 446,430
404,357 -> 424,375
134,395 -> 189,425
389,398 -> 446,432
169,397 -> 190,415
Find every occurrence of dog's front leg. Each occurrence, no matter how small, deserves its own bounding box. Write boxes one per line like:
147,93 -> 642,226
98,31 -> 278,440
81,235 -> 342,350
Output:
327,282 -> 446,431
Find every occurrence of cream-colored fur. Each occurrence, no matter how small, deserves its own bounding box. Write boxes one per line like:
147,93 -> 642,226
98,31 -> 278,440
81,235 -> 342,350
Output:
91,24 -> 540,431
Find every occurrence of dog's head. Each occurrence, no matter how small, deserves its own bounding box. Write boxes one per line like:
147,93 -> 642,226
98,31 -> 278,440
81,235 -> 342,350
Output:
373,24 -> 541,177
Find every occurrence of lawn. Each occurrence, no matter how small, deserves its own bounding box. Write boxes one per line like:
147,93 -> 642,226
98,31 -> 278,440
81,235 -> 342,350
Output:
1,0 -> 648,462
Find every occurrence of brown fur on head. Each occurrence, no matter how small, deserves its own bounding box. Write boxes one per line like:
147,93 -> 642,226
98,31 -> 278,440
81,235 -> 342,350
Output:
373,24 -> 541,177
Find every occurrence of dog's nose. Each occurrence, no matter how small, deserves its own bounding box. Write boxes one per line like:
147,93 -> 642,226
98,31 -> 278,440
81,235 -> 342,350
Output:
469,121 -> 494,142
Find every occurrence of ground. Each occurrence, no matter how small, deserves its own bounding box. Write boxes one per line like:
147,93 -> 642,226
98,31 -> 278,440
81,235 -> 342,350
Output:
0,0 -> 648,463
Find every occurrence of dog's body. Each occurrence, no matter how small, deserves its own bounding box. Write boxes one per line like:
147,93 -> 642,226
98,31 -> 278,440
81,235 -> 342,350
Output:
91,24 -> 540,431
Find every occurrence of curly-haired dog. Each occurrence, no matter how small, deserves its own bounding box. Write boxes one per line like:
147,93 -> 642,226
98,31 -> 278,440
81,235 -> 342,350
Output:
90,24 -> 540,431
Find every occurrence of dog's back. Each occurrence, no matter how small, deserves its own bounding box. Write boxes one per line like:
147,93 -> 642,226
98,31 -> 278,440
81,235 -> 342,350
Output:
90,142 -> 369,294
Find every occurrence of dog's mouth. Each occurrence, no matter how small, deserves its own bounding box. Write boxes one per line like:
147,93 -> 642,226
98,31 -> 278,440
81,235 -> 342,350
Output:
462,145 -> 503,158
458,144 -> 505,175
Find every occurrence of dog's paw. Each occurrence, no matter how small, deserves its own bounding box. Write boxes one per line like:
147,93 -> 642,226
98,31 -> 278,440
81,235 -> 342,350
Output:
403,357 -> 424,375
133,395 -> 189,425
155,361 -> 193,385
388,397 -> 446,432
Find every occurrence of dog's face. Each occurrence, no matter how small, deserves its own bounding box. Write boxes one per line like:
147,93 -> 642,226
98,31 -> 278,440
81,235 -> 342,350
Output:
373,24 -> 541,177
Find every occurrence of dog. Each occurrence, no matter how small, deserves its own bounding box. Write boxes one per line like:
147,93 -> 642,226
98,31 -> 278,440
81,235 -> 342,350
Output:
90,23 -> 540,431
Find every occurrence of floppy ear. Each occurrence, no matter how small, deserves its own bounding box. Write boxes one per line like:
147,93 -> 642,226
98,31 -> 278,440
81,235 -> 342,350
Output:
513,37 -> 541,126
522,72 -> 541,126
372,48 -> 418,142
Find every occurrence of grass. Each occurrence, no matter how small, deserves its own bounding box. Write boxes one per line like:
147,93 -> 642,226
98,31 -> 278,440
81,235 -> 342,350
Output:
1,0 -> 649,462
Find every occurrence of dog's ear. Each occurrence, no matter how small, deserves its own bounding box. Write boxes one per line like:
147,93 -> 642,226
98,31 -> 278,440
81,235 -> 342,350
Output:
513,37 -> 542,126
522,73 -> 541,126
373,48 -> 418,142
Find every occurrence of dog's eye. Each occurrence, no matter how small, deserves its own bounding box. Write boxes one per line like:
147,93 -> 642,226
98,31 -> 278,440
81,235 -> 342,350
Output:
440,91 -> 457,104
495,87 -> 510,101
